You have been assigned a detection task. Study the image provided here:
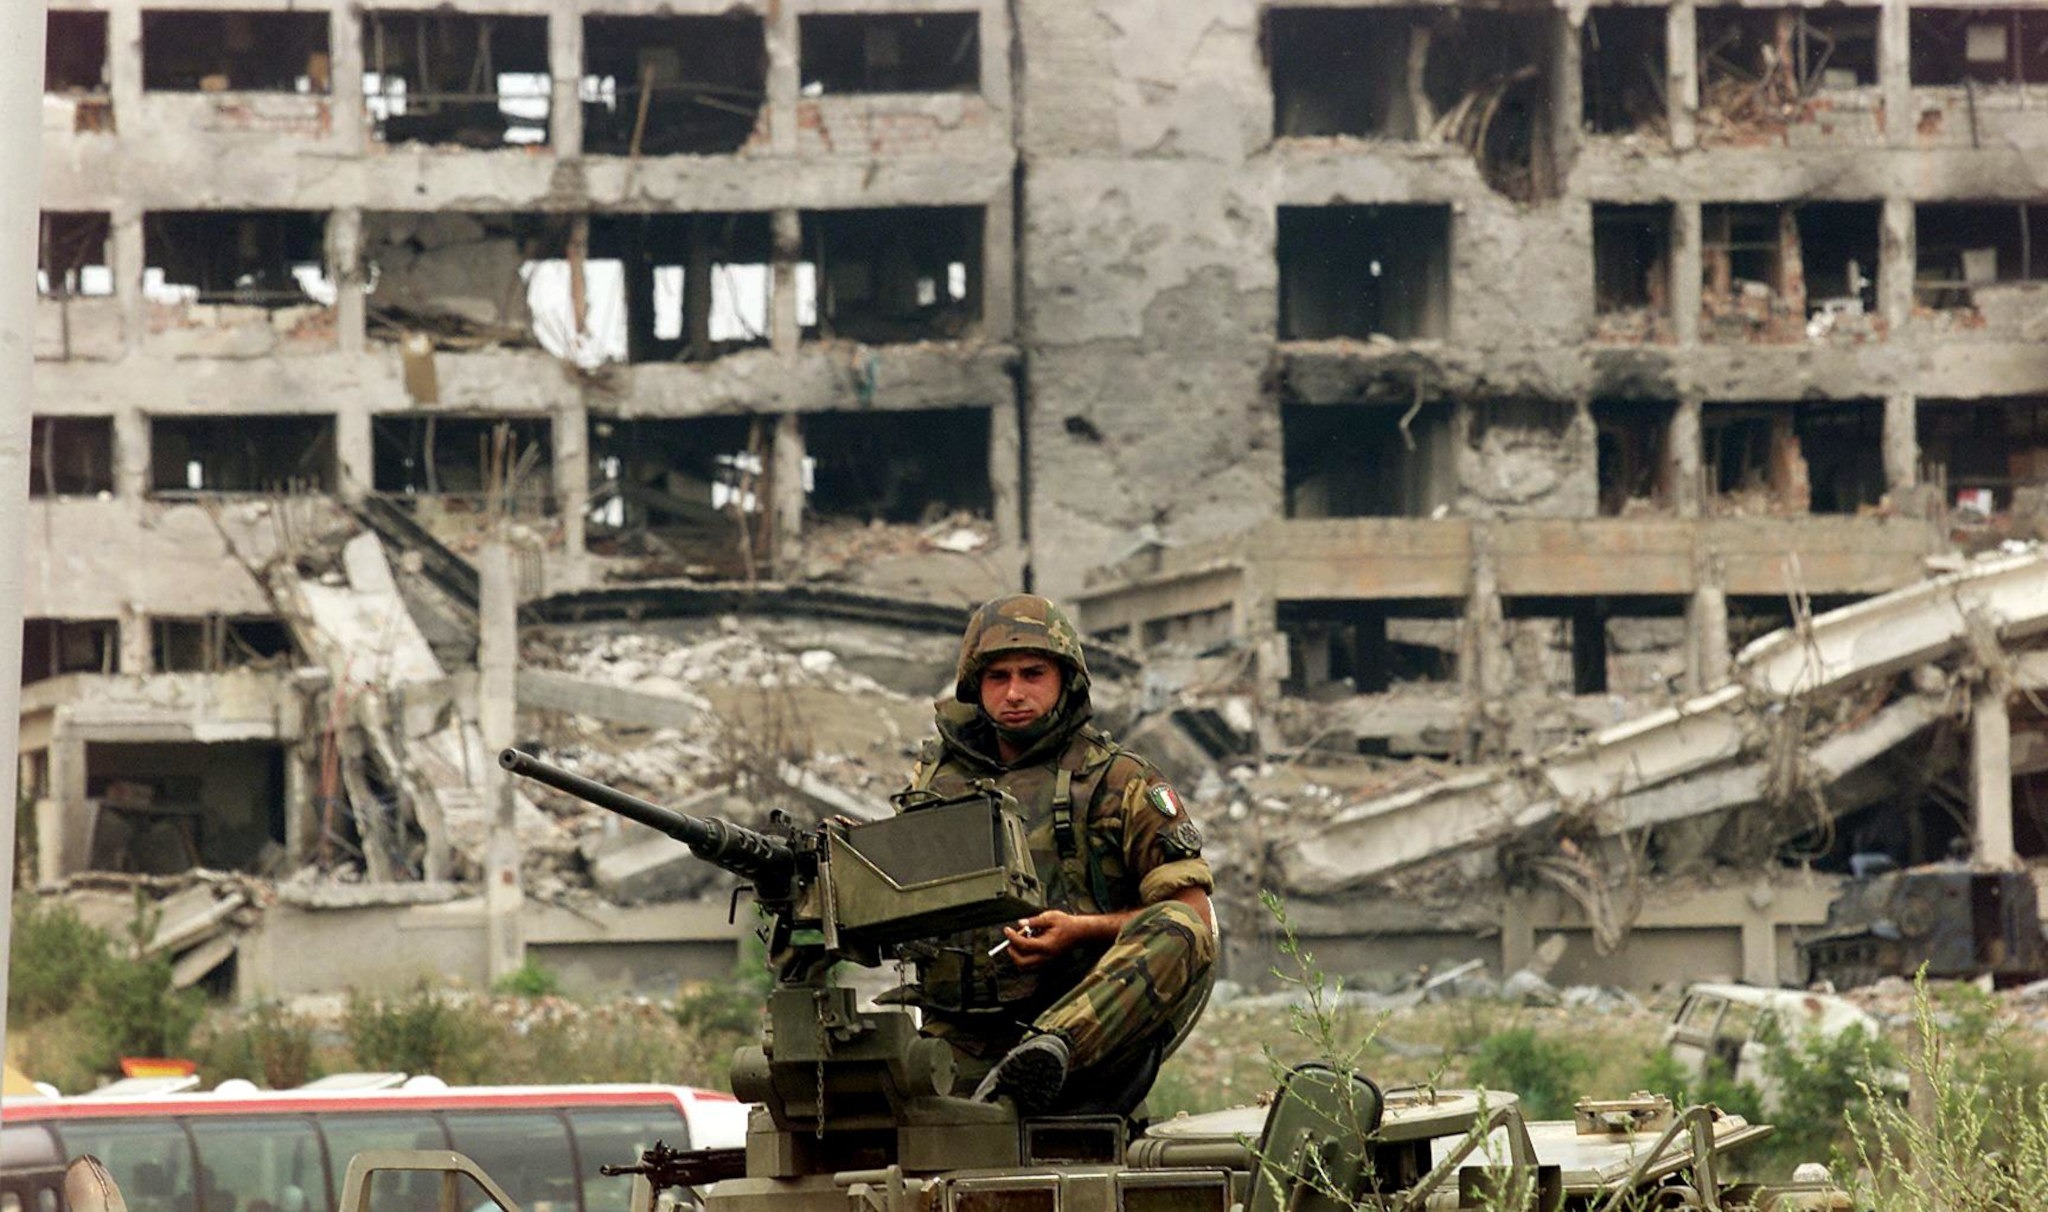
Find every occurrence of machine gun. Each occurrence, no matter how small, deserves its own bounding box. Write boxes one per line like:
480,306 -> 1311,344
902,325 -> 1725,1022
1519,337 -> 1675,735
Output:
497,748 -> 1046,1177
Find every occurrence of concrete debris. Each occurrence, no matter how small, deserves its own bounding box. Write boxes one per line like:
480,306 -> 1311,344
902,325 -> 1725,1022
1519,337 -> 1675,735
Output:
44,871 -> 267,988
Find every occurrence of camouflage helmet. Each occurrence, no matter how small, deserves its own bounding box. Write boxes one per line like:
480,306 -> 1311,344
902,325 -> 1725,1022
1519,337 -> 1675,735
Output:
953,593 -> 1092,704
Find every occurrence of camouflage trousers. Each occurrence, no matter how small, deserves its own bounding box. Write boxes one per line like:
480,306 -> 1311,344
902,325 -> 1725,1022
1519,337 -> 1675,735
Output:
945,900 -> 1216,1089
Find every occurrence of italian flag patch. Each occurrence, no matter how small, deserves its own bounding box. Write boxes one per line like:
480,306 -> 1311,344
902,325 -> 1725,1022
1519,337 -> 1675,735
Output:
1148,785 -> 1182,818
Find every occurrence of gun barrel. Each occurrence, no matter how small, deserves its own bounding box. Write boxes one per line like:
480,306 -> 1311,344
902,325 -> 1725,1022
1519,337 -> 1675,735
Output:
498,748 -> 793,886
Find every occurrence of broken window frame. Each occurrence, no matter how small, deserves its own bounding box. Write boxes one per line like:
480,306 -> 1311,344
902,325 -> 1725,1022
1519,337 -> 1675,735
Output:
1909,9 -> 2048,87
1697,5 -> 1881,112
140,10 -> 333,94
579,14 -> 768,157
1581,7 -> 1668,136
1278,599 -> 1462,697
22,618 -> 119,683
1504,596 -> 1689,697
370,415 -> 557,515
151,615 -> 296,674
363,11 -> 553,147
798,12 -> 982,96
586,414 -> 777,578
362,211 -> 569,352
144,210 -> 334,309
149,414 -> 339,497
29,416 -> 116,498
1914,202 -> 2048,310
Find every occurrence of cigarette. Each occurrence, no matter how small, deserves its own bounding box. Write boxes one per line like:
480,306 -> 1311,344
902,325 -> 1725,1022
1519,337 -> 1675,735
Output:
987,925 -> 1034,956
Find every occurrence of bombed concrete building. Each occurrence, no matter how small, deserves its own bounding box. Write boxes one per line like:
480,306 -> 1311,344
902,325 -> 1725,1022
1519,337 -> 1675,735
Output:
22,0 -> 2048,996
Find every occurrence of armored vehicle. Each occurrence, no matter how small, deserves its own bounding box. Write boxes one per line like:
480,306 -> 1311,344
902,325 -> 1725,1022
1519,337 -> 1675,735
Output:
488,749 -> 1846,1212
1800,861 -> 2048,989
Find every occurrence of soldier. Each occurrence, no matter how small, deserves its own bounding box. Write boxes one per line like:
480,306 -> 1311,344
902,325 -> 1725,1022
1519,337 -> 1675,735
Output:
893,593 -> 1216,1115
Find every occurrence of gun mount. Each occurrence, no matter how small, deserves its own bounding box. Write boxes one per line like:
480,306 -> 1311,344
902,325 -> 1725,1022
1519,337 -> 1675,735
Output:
499,749 -> 1848,1212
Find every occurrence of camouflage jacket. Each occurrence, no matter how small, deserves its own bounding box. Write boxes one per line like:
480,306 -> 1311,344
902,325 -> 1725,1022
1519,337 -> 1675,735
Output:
900,701 -> 1213,1018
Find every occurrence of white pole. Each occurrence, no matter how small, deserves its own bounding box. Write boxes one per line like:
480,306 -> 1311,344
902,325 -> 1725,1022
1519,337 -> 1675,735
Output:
0,2 -> 50,1067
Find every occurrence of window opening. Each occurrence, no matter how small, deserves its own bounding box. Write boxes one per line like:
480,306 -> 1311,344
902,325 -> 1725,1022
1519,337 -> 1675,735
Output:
799,13 -> 980,94
804,407 -> 991,524
1915,203 -> 2048,312
84,741 -> 288,874
141,10 -> 331,93
801,208 -> 980,344
1282,402 -> 1455,519
1592,399 -> 1675,516
1705,400 -> 1884,515
1582,8 -> 1667,135
1698,7 -> 1878,138
1702,202 -> 1878,342
1910,10 -> 2048,86
587,415 -> 774,577
1279,600 -> 1460,702
1278,205 -> 1451,341
47,10 -> 109,93
29,416 -> 114,497
587,213 -> 774,363
22,619 -> 119,683
40,212 -> 113,299
371,416 -> 555,513
144,211 -> 333,308
581,15 -> 766,155
1592,204 -> 1673,341
152,616 -> 295,674
150,415 -> 337,495
364,12 -> 552,147
1917,396 -> 2048,515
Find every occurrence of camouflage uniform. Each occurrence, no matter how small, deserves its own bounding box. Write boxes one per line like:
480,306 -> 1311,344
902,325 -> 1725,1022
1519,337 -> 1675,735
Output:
897,594 -> 1216,1110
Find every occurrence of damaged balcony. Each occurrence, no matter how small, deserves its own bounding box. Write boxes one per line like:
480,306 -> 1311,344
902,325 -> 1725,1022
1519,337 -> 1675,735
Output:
1917,396 -> 2048,536
372,415 -> 556,539
364,11 -> 551,149
144,210 -> 336,357
588,213 -> 774,364
802,208 -> 981,345
796,13 -> 995,157
1696,5 -> 1881,146
1913,203 -> 2048,337
1267,6 -> 1556,198
581,14 -> 766,157
1278,205 -> 1451,343
29,416 -> 114,499
1705,399 -> 1887,516
363,211 -> 568,354
1701,202 -> 1880,345
36,211 -> 119,360
1581,7 -> 1667,137
46,9 -> 112,133
151,415 -> 338,497
1592,204 -> 1674,343
140,9 -> 334,139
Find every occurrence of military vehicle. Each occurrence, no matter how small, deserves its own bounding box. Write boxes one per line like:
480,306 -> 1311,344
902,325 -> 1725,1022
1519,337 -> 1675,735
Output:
484,749 -> 1851,1212
1800,861 -> 2048,990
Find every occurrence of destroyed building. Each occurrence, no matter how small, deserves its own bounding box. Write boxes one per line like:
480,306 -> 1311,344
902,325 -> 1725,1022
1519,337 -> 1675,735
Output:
22,0 -> 2048,999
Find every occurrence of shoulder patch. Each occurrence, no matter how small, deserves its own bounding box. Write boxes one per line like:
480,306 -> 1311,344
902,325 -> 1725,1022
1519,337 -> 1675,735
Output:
1147,784 -> 1183,818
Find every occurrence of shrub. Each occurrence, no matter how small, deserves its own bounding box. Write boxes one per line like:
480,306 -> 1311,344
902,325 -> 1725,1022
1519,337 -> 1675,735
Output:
194,1001 -> 321,1089
493,960 -> 562,999
10,894 -> 113,1023
343,984 -> 506,1083
1465,1026 -> 1589,1121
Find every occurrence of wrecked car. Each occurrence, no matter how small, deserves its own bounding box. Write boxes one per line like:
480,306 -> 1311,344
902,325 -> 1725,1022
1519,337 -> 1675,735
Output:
1663,982 -> 1886,1111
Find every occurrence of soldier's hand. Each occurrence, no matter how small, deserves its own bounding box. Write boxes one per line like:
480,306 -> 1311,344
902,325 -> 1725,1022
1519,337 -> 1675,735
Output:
1001,911 -> 1090,968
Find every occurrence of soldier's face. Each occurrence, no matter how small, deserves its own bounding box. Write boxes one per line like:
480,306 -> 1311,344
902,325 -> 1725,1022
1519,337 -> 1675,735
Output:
979,653 -> 1064,730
